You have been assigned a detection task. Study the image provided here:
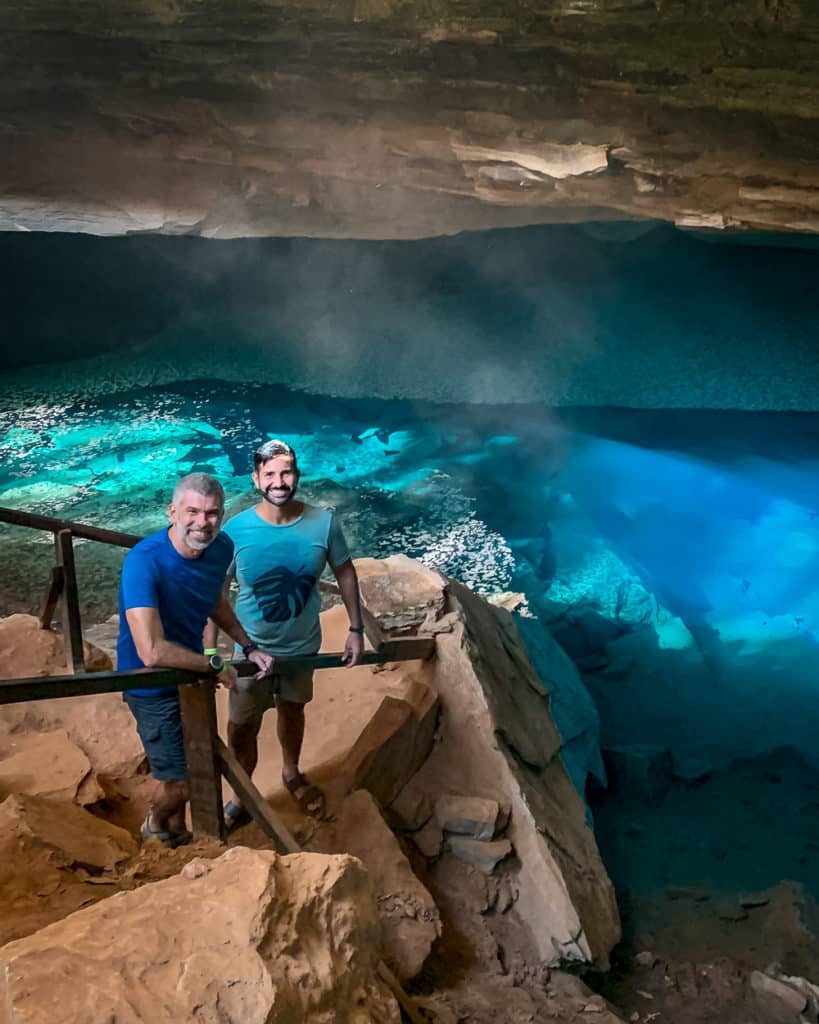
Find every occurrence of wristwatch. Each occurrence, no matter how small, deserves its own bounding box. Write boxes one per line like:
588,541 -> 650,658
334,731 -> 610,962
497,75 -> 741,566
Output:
208,653 -> 230,678
242,641 -> 260,658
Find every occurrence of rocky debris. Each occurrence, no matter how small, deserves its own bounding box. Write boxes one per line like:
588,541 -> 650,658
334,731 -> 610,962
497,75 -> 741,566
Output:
435,794 -> 500,841
0,846 -> 401,1024
0,614 -> 112,678
0,793 -> 135,870
0,728 -> 101,804
329,789 -> 441,982
447,836 -> 512,874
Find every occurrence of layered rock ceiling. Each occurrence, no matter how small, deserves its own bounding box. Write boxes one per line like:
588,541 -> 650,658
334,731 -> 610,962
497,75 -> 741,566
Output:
2,1 -> 819,238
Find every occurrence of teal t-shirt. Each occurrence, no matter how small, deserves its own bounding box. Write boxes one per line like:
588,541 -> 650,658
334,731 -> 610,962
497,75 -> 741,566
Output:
222,504 -> 351,655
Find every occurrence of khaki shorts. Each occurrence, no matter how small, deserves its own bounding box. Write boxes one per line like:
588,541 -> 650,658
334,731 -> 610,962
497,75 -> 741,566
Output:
228,669 -> 314,726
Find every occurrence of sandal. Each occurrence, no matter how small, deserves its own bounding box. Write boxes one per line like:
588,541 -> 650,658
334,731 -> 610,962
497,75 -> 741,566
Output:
283,771 -> 327,819
140,815 -> 193,849
224,799 -> 252,833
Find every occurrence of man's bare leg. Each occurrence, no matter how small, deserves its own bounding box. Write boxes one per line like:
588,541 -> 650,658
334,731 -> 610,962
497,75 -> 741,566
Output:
228,719 -> 262,782
150,779 -> 189,834
276,699 -> 306,784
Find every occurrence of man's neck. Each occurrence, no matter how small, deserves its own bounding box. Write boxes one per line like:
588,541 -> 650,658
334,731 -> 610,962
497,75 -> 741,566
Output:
255,498 -> 304,526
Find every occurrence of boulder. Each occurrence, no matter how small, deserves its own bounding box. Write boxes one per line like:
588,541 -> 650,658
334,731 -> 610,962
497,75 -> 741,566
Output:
347,675 -> 439,807
0,613 -> 144,784
355,556 -> 447,634
331,789 -> 441,982
0,729 -> 101,804
423,577 -> 620,965
0,793 -> 136,871
0,846 -> 400,1024
603,746 -> 674,808
0,613 -> 112,678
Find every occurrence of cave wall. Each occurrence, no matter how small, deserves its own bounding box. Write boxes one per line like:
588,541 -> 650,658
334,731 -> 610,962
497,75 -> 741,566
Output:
2,1 -> 819,238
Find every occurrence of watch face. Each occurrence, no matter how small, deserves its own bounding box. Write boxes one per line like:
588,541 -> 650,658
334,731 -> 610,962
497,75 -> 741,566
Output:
208,654 -> 224,673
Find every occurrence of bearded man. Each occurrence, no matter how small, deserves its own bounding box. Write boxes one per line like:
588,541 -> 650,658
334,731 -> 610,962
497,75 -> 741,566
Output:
205,440 -> 363,827
118,472 -> 272,846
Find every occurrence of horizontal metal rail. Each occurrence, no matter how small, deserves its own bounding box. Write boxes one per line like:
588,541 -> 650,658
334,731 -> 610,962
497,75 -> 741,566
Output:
0,506 -> 140,548
0,638 -> 436,705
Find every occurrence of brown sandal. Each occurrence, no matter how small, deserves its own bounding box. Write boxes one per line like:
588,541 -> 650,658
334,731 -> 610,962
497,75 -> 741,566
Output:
283,771 -> 326,818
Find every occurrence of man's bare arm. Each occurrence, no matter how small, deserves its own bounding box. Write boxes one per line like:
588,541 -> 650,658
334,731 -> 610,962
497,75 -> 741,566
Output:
126,606 -> 213,673
332,558 -> 364,667
203,581 -> 230,651
208,591 -> 274,678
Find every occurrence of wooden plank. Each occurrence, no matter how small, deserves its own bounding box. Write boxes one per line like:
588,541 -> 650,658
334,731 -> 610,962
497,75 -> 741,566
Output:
0,506 -> 140,548
0,639 -> 437,705
39,564 -> 64,630
178,681 -> 225,842
55,529 -> 85,673
216,738 -> 300,854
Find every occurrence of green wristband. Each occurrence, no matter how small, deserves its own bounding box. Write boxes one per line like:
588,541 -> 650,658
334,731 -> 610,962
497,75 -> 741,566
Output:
204,648 -> 219,656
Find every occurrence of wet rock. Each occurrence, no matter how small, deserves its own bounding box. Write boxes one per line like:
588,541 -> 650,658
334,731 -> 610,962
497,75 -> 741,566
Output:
603,745 -> 674,807
0,846 -> 400,1024
750,970 -> 808,1015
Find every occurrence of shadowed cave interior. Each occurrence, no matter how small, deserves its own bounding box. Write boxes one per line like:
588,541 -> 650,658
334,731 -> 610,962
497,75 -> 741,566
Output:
3,222 -> 819,974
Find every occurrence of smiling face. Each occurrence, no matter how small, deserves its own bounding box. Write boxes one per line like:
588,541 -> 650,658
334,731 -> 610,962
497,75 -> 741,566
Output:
168,488 -> 224,555
254,453 -> 299,508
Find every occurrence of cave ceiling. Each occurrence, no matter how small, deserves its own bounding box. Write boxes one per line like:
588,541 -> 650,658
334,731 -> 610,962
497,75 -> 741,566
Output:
1,1 -> 819,239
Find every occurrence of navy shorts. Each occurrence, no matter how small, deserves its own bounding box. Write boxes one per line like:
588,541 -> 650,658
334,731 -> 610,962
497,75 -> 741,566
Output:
124,691 -> 187,782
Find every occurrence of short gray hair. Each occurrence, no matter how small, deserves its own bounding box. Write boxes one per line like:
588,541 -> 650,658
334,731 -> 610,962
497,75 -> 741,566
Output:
171,472 -> 225,509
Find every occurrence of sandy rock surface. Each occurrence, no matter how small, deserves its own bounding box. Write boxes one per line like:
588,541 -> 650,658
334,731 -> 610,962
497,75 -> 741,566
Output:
0,846 -> 400,1024
328,788 -> 441,982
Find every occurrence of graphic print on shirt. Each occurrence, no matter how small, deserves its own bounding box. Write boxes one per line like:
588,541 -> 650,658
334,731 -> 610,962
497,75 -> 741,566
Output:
252,564 -> 317,623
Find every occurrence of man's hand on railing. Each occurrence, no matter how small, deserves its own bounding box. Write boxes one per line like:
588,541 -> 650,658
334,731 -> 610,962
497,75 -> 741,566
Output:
247,649 -> 275,679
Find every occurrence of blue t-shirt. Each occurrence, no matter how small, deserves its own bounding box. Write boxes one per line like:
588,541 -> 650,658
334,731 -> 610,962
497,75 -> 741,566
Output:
223,504 -> 350,656
117,528 -> 234,696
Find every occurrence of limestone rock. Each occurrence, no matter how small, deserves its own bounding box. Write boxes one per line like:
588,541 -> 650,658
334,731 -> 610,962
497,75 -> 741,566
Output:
435,795 -> 499,841
333,789 -> 441,982
0,613 -> 143,783
355,556 -> 447,634
422,576 -> 620,965
0,793 -> 136,871
447,836 -> 512,874
0,614 -> 112,678
3,4 -> 819,238
0,729 -> 100,804
0,846 -> 401,1024
387,782 -> 433,832
347,675 -> 439,807
750,970 -> 808,1015
411,818 -> 444,860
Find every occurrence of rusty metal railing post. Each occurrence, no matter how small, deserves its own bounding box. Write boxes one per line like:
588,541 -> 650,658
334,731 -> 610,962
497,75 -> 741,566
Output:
55,529 -> 85,673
